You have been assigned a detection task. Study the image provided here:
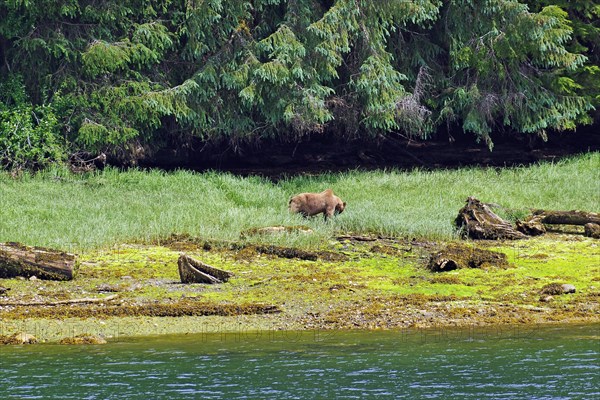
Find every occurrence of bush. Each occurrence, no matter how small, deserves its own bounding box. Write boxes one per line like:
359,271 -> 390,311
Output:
0,75 -> 67,170
0,105 -> 67,170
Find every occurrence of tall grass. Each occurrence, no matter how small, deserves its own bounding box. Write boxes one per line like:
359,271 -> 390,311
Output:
0,153 -> 598,250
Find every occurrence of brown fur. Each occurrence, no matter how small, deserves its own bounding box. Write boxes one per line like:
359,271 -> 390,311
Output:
288,189 -> 346,220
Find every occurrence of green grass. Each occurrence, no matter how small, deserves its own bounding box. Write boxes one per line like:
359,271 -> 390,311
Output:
0,152 -> 598,251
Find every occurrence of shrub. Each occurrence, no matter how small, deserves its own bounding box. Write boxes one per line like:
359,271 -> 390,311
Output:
0,76 -> 67,170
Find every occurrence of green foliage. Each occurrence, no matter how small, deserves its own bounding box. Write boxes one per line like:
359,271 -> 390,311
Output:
0,0 -> 596,165
352,54 -> 408,131
0,105 -> 66,170
433,0 -> 593,147
0,76 -> 67,169
526,0 -> 600,120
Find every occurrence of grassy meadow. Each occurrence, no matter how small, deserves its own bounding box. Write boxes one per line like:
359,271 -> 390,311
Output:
0,152 -> 598,251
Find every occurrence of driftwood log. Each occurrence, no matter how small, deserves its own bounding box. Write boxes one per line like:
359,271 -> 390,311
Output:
0,242 -> 76,280
517,210 -> 600,237
178,254 -> 232,284
455,197 -> 526,240
456,198 -> 600,240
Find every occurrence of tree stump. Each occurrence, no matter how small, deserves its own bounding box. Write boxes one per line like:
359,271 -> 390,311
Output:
178,254 -> 233,284
515,219 -> 546,236
455,197 -> 526,240
0,242 -> 76,280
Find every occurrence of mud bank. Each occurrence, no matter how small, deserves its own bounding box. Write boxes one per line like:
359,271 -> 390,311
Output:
0,234 -> 598,343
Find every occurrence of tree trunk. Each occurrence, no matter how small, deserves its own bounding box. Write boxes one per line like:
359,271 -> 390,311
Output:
455,197 -> 527,240
178,254 -> 232,284
0,242 -> 75,280
517,210 -> 600,237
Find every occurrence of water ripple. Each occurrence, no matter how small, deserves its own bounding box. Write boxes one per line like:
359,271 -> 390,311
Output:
0,324 -> 598,399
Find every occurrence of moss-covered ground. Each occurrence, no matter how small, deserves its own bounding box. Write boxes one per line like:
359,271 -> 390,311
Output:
1,233 -> 597,342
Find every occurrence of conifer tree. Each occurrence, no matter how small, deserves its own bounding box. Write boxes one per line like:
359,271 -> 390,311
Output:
0,0 -> 595,164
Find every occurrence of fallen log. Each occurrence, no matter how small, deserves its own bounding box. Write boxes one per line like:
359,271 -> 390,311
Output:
530,209 -> 600,226
178,254 -> 233,284
0,242 -> 76,280
455,197 -> 526,240
517,210 -> 600,237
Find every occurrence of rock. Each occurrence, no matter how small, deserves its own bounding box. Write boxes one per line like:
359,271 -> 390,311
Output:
539,295 -> 553,302
561,284 -> 576,294
59,334 -> 107,345
0,286 -> 10,296
1,332 -> 38,345
540,283 -> 576,295
584,223 -> 600,239
95,283 -> 123,293
29,275 -> 38,281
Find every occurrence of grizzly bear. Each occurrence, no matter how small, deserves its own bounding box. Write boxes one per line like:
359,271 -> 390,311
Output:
288,189 -> 346,220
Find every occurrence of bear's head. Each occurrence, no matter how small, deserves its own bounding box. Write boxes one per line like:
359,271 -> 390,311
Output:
335,200 -> 346,215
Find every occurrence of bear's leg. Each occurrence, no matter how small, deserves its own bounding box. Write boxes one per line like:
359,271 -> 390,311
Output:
324,206 -> 336,221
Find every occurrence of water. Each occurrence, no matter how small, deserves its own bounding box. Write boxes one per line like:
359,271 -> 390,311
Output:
1,324 -> 598,399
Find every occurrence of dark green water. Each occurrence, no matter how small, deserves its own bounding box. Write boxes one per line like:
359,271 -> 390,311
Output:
1,324 -> 598,399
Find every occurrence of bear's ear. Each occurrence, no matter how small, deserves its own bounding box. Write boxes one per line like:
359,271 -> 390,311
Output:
343,202 -> 347,207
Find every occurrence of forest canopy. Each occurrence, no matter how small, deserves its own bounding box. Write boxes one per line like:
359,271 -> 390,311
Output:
0,0 -> 598,169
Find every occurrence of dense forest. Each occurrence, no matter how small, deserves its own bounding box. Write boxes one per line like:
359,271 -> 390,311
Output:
0,0 -> 598,170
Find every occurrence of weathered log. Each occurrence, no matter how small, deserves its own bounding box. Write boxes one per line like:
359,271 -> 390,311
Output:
0,242 -> 76,280
516,210 -> 600,236
178,254 -> 232,284
240,225 -> 313,238
529,210 -> 600,226
455,197 -> 527,240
